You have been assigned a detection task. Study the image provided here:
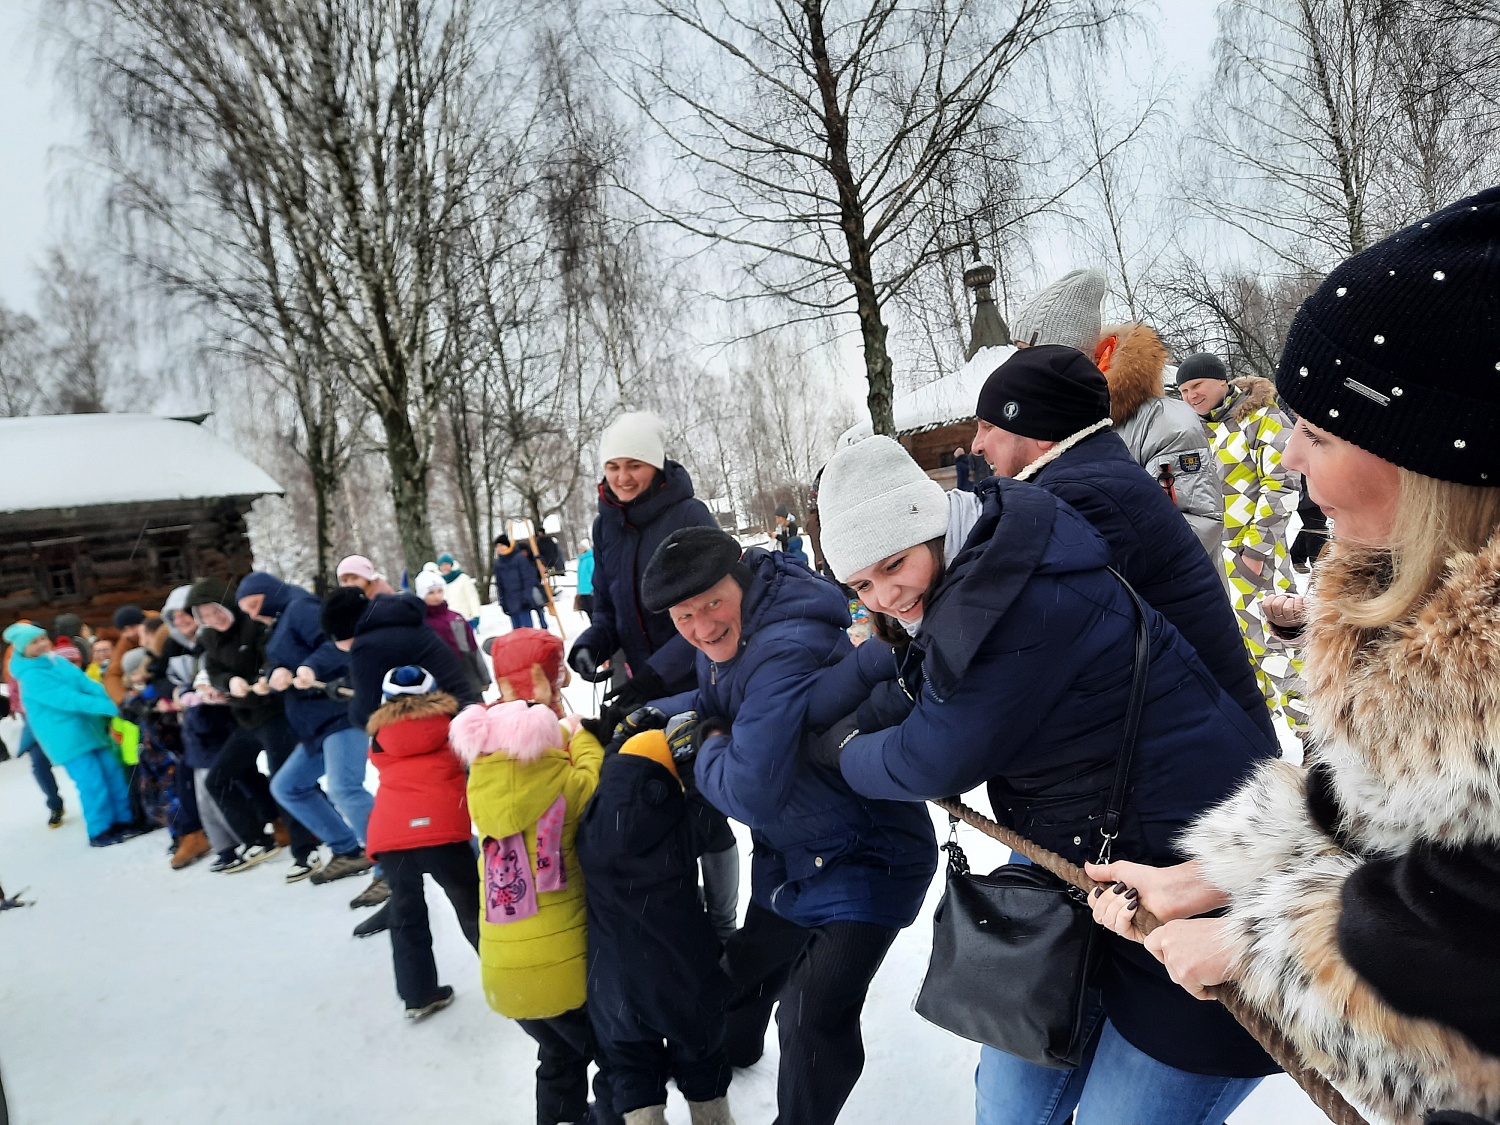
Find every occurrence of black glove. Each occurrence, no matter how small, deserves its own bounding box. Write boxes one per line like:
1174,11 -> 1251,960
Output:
607,705 -> 668,755
578,716 -> 612,746
322,676 -> 355,702
664,711 -> 729,767
604,666 -> 667,713
567,642 -> 611,683
803,713 -> 859,770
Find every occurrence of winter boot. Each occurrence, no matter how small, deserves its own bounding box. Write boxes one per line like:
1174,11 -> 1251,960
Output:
624,1107 -> 668,1125
47,803 -> 64,829
349,874 -> 390,909
403,984 -> 455,1022
353,902 -> 390,938
310,850 -> 373,885
687,1098 -> 735,1125
271,818 -> 291,847
170,830 -> 212,870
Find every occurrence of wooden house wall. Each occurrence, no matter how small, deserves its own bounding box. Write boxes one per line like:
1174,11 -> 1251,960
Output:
899,420 -> 979,479
0,496 -> 256,627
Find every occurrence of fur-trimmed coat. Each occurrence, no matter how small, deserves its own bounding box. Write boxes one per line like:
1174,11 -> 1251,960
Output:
365,691 -> 468,856
1182,537 -> 1500,1122
1099,322 -> 1223,556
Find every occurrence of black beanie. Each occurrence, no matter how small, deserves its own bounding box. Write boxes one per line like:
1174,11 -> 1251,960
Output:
320,587 -> 369,642
976,344 -> 1112,441
1177,352 -> 1229,384
113,604 -> 146,628
184,578 -> 236,610
1277,185 -> 1500,486
642,526 -> 743,615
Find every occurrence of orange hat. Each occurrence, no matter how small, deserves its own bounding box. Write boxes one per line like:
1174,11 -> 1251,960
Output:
619,730 -> 679,784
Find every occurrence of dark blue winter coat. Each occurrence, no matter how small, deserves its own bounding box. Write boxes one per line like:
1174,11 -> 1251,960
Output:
491,546 -> 547,616
348,594 -> 483,730
237,572 -> 350,744
674,548 -> 937,931
1026,429 -> 1274,741
576,752 -> 730,1051
836,477 -> 1278,1077
576,461 -> 718,691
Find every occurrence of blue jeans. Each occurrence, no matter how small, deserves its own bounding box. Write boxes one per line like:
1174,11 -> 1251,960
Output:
21,724 -> 64,813
508,608 -> 548,630
270,739 -> 362,856
975,995 -> 1262,1125
320,726 -> 375,851
65,746 -> 134,838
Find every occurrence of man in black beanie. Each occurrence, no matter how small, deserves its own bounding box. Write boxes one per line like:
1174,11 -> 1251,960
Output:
637,525 -> 937,1125
969,346 -> 1276,742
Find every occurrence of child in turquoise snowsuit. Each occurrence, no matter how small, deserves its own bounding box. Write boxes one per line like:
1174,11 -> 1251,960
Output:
4,623 -> 132,843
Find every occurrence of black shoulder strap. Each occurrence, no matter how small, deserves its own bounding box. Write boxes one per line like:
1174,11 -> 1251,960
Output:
1098,567 -> 1150,864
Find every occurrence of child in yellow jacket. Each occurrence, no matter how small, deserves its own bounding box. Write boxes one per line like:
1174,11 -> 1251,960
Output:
450,697 -> 616,1125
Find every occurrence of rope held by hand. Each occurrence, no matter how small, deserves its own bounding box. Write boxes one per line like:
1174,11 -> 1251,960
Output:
931,797 -> 1369,1125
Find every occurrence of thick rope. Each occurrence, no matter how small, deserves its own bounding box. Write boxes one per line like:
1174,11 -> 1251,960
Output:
932,797 -> 1369,1125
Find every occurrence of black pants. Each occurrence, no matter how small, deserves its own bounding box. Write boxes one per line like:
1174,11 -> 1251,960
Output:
205,715 -> 314,858
600,1026 -> 730,1114
724,902 -> 897,1125
382,842 -> 481,1008
172,752 -> 202,836
516,1006 -> 622,1125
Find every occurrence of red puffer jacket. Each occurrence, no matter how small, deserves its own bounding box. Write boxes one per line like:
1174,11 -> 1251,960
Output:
365,691 -> 472,856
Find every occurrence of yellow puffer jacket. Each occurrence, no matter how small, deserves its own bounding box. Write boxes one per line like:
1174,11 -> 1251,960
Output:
466,724 -> 603,1019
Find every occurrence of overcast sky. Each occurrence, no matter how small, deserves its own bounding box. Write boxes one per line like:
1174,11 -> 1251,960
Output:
0,0 -> 1223,316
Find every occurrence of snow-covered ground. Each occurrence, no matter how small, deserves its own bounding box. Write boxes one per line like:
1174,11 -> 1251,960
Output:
0,579 -> 1326,1124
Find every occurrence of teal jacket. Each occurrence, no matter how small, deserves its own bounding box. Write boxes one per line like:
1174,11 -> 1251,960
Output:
10,651 -> 119,765
576,550 -> 595,597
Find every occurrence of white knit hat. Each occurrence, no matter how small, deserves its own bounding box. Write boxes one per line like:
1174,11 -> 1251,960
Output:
414,570 -> 446,598
598,411 -> 666,469
817,436 -> 949,581
1011,268 -> 1107,353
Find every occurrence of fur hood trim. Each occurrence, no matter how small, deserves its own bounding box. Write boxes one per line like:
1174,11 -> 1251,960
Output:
1099,322 -> 1167,425
1014,418 -> 1113,482
449,700 -> 566,767
365,691 -> 458,735
1224,376 -> 1278,426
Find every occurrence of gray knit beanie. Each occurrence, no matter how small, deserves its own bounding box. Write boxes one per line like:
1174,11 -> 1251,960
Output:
817,436 -> 949,581
1010,268 -> 1107,352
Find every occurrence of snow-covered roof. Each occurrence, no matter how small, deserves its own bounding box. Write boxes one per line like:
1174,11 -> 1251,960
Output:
838,344 -> 1015,447
0,413 -> 284,514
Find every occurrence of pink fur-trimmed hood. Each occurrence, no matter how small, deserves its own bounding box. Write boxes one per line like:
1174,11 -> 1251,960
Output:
450,700 -> 566,767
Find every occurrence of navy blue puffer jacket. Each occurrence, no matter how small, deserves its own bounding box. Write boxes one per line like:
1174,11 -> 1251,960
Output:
348,594 -> 483,729
682,548 -> 936,930
491,546 -> 546,616
1026,429 -> 1273,741
575,461 -> 718,691
238,572 -> 350,744
837,478 -> 1277,1076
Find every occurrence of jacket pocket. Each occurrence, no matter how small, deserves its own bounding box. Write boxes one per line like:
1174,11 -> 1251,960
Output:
778,832 -> 857,883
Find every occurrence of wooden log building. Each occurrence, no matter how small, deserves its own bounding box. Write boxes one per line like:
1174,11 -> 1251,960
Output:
837,258 -> 1014,485
0,414 -> 283,628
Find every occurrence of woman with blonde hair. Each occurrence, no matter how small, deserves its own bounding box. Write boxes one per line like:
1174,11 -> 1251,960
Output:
1090,186 -> 1500,1124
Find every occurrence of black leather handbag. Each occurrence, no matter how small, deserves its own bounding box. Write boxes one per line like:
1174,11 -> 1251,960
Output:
913,572 -> 1150,1069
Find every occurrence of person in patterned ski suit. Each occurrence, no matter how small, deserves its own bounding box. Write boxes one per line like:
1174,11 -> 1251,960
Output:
1177,353 -> 1308,733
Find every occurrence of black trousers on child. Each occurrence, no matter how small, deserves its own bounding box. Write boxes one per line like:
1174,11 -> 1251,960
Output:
600,1027 -> 730,1114
516,1007 -> 622,1125
382,842 -> 480,1008
206,715 -> 315,859
724,901 -> 897,1125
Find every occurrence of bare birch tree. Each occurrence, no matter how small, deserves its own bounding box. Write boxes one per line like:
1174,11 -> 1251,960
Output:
620,0 -> 1121,435
62,0 -> 510,569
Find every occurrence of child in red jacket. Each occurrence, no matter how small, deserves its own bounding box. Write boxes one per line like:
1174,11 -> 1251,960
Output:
365,664 -> 477,1021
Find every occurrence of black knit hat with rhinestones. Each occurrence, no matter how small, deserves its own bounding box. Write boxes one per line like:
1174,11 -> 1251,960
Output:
1277,184 -> 1500,486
